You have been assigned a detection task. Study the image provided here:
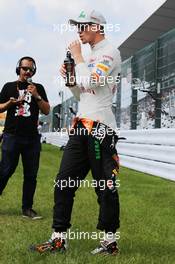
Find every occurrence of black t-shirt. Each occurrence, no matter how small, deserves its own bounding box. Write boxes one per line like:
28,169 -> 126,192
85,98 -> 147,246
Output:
0,81 -> 49,136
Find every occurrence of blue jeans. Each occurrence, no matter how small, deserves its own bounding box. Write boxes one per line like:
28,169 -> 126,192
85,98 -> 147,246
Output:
0,133 -> 41,209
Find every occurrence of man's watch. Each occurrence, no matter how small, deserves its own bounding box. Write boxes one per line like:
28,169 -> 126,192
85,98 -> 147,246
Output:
35,95 -> 42,102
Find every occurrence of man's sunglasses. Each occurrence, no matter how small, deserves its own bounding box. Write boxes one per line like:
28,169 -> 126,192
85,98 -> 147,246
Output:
20,66 -> 34,73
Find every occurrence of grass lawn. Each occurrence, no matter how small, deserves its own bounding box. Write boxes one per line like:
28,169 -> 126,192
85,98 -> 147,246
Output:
0,144 -> 174,264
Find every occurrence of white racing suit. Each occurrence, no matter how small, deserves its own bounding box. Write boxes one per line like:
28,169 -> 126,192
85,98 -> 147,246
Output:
53,39 -> 121,234
70,38 -> 121,130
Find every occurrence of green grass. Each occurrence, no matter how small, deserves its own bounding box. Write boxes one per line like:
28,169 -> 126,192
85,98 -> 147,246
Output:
0,144 -> 175,264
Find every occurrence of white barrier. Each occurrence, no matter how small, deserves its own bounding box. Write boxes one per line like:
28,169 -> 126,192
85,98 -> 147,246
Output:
43,128 -> 175,181
43,132 -> 69,147
118,143 -> 175,164
117,128 -> 175,181
118,128 -> 175,146
119,155 -> 175,181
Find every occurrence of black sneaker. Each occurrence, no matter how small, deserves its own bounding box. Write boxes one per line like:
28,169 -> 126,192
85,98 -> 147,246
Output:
22,208 -> 42,220
91,241 -> 119,255
30,237 -> 66,253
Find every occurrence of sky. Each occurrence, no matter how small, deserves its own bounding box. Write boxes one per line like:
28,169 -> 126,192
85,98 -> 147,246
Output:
0,0 -> 166,106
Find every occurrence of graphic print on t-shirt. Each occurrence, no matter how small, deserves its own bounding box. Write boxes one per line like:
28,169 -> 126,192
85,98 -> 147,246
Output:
15,90 -> 32,117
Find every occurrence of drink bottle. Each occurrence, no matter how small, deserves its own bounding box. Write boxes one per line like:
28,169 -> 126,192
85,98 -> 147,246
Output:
64,51 -> 76,86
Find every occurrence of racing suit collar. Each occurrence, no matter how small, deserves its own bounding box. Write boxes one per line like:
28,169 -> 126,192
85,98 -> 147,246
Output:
91,38 -> 108,51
